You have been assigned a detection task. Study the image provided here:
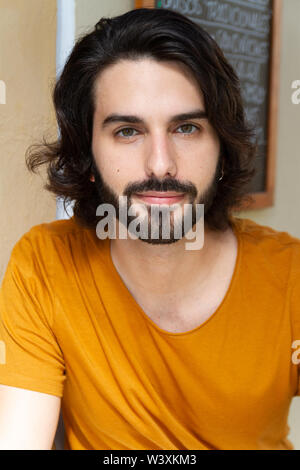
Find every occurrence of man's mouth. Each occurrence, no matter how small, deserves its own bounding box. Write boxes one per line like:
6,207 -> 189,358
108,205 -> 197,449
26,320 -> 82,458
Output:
133,191 -> 185,205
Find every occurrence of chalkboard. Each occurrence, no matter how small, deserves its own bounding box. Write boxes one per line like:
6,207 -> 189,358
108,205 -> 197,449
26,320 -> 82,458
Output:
135,0 -> 282,209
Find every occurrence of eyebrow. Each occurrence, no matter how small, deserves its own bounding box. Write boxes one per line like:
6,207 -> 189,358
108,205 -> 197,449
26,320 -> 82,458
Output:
101,109 -> 208,129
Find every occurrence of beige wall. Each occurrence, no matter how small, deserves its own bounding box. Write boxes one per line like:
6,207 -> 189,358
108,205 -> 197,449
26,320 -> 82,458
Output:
76,0 -> 135,37
0,0 -> 57,281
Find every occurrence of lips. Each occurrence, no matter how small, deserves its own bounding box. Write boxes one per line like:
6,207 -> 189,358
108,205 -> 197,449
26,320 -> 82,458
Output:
134,192 -> 185,205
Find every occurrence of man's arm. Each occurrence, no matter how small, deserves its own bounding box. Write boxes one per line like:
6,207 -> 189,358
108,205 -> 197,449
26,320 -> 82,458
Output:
0,384 -> 61,450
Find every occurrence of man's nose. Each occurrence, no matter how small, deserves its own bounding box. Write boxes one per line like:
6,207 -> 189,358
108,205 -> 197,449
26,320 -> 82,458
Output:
144,132 -> 177,179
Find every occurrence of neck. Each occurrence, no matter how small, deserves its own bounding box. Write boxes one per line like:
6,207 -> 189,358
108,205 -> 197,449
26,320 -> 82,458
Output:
109,222 -> 230,298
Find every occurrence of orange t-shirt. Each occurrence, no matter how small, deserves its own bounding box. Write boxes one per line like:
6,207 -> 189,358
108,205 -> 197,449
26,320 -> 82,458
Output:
0,215 -> 300,450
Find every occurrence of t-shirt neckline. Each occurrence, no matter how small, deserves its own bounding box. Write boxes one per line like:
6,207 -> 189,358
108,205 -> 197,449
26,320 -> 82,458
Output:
104,217 -> 243,338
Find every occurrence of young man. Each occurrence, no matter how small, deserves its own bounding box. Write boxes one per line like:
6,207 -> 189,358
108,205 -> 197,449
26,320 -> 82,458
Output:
0,8 -> 299,450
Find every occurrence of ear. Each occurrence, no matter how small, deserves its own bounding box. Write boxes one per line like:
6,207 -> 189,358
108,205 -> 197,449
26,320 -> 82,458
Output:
90,174 -> 95,182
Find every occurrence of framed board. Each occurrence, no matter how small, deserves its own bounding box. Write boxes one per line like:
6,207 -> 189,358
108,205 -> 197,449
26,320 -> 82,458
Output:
135,0 -> 282,210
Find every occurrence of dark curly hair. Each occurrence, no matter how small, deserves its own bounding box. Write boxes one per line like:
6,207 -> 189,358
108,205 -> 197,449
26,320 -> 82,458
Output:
26,7 -> 256,232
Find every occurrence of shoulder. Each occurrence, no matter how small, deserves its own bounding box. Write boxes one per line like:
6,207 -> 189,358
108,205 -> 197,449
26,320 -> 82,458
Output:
10,216 -> 80,259
22,215 -> 85,239
8,216 -> 106,274
232,216 -> 300,252
13,216 -> 92,249
231,216 -> 300,285
232,216 -> 300,247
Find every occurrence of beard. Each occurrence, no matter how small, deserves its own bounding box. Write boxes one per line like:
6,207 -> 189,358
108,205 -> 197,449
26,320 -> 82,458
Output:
91,157 -> 222,245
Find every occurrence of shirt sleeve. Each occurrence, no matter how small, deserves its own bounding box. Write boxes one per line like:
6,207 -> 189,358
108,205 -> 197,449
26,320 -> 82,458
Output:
0,230 -> 66,397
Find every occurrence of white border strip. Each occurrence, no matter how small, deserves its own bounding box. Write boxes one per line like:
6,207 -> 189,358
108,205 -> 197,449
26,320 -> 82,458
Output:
56,0 -> 75,220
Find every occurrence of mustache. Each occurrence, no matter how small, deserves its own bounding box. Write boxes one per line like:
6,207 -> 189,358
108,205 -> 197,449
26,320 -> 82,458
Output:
123,176 -> 198,198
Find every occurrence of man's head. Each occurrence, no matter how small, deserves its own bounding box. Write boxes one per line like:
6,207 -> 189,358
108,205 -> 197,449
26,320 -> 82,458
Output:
91,58 -> 222,244
26,7 -> 256,235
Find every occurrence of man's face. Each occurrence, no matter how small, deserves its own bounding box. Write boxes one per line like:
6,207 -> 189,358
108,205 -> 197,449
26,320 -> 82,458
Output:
91,58 -> 221,244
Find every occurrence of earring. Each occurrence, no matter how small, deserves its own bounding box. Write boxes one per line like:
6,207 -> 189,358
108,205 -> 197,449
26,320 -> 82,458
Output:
218,161 -> 224,181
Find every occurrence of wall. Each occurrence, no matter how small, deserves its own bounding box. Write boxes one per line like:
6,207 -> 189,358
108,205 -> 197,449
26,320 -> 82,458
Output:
0,0 -> 57,281
76,0 -> 135,37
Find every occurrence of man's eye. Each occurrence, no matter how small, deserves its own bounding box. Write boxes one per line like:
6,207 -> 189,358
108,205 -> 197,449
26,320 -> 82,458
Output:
177,124 -> 199,135
115,127 -> 138,138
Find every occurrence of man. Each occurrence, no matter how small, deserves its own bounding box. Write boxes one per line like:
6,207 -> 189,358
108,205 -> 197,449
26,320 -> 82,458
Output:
0,8 -> 299,450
